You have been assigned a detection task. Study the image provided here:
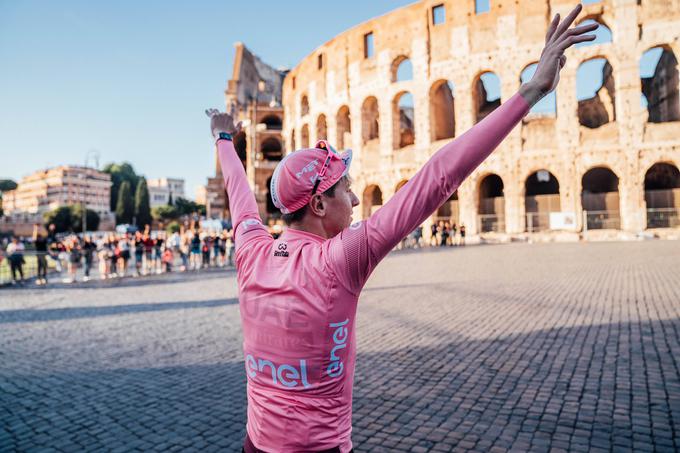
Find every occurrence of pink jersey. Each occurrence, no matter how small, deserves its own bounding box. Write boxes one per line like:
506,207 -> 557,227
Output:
218,92 -> 530,452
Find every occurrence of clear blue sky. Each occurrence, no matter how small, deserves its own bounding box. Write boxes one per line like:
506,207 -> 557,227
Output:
0,1 -> 657,199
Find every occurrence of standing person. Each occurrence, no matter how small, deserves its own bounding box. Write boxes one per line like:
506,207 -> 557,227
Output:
107,234 -> 118,277
117,233 -> 131,277
179,229 -> 190,271
6,237 -> 25,285
143,230 -> 155,275
208,9 -> 594,452
97,237 -> 110,279
451,222 -> 458,246
133,231 -> 144,277
66,237 -> 81,283
460,223 -> 466,246
441,221 -> 450,246
219,230 -> 228,267
212,232 -> 221,267
153,232 -> 164,274
82,235 -> 96,281
429,222 -> 438,247
33,225 -> 49,285
190,230 -> 201,270
201,234 -> 211,268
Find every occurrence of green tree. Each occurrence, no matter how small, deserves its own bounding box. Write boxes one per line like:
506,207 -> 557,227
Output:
167,191 -> 174,206
0,179 -> 18,192
152,205 -> 179,222
103,162 -> 139,211
166,220 -> 181,234
135,177 -> 152,229
174,197 -> 205,216
70,205 -> 101,232
43,206 -> 74,233
116,180 -> 134,224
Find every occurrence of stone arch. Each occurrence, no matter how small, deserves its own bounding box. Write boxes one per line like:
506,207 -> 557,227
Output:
640,45 -> 679,123
577,57 -> 616,128
575,18 -> 613,48
435,190 -> 459,225
473,71 -> 501,124
336,105 -> 351,149
362,96 -> 380,144
393,91 -> 415,149
261,115 -> 282,130
362,184 -> 383,218
391,56 -> 413,82
300,124 -> 310,149
524,170 -> 561,231
260,137 -> 283,161
520,63 -> 556,116
430,80 -> 455,140
644,162 -> 680,228
301,95 -> 310,116
316,114 -> 327,141
581,166 -> 620,229
395,179 -> 409,192
478,173 -> 505,232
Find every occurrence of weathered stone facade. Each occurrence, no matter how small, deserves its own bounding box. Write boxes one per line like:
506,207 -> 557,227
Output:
281,0 -> 680,235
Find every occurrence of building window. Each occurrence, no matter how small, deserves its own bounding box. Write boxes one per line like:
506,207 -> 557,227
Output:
475,0 -> 490,14
432,4 -> 445,25
318,54 -> 323,70
364,32 -> 374,59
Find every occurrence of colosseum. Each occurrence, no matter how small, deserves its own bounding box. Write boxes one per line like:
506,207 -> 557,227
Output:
218,0 -> 680,240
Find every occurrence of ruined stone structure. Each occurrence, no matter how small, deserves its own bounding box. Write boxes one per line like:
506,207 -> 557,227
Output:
281,0 -> 680,235
206,43 -> 286,222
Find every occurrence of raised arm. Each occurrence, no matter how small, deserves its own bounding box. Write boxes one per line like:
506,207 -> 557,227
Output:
207,110 -> 265,240
326,5 -> 597,293
363,4 -> 597,262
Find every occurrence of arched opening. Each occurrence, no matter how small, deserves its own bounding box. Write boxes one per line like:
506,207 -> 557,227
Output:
290,128 -> 296,151
260,137 -> 283,161
581,166 -> 620,229
265,176 -> 278,215
336,106 -> 351,150
394,92 -> 415,149
525,170 -> 561,232
301,95 -> 310,116
644,162 -> 680,228
520,63 -> 557,116
300,124 -> 310,149
430,80 -> 455,140
362,96 -> 380,144
640,46 -> 679,123
395,180 -> 409,192
577,58 -> 616,128
391,56 -> 413,82
362,185 -> 383,219
473,72 -> 501,123
478,174 -> 505,232
316,114 -> 327,141
574,19 -> 612,48
435,190 -> 459,226
261,115 -> 282,130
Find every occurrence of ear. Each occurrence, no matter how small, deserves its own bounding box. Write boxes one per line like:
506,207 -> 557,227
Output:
308,193 -> 327,217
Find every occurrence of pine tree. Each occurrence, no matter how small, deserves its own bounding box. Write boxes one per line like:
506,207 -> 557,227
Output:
115,180 -> 134,224
135,177 -> 152,229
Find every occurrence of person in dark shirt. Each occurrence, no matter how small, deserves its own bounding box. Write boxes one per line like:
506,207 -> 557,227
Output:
33,224 -> 49,285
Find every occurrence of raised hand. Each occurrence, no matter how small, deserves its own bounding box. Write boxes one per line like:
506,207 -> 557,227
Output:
205,108 -> 243,139
520,4 -> 598,106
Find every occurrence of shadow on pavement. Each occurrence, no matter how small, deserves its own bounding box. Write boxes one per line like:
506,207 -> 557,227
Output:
0,297 -> 239,324
2,319 -> 679,451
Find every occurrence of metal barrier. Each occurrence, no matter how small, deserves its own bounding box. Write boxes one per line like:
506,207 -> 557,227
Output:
0,252 -> 53,286
647,208 -> 680,228
525,212 -> 551,232
583,210 -> 621,230
478,214 -> 505,233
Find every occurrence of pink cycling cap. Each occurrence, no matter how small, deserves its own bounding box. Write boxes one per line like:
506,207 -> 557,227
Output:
270,140 -> 353,214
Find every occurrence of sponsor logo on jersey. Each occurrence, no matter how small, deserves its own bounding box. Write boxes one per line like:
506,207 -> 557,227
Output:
273,242 -> 289,257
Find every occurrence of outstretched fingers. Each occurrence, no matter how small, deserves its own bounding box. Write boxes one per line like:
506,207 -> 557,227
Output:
548,4 -> 583,46
545,13 -> 560,45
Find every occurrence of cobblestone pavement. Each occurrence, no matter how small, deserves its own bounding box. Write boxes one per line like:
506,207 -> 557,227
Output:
1,241 -> 679,452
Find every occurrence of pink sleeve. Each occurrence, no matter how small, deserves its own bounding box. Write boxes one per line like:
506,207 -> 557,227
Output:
326,92 -> 530,293
217,139 -> 269,247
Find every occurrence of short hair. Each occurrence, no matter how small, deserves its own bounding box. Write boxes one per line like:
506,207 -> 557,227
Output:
281,176 -> 346,225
